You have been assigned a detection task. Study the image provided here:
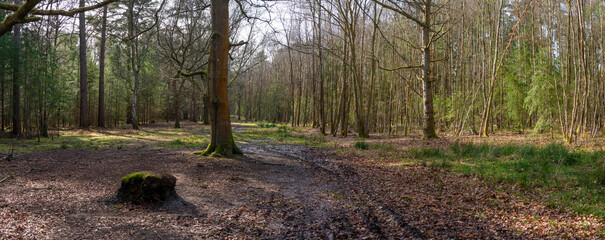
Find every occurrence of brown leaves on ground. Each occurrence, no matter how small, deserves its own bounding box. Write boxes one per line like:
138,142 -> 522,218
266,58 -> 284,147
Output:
317,147 -> 605,239
0,124 -> 603,239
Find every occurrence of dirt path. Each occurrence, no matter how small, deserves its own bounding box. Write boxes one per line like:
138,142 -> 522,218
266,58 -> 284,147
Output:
0,137 -> 534,239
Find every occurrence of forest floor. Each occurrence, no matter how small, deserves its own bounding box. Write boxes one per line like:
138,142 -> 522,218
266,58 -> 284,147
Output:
0,121 -> 604,239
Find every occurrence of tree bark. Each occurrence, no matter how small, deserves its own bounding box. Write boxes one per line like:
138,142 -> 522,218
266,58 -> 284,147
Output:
98,5 -> 107,127
11,22 -> 20,136
1,53 -> 4,132
316,0 -> 326,135
200,0 -> 241,157
128,0 -> 139,130
78,0 -> 89,128
421,0 -> 437,139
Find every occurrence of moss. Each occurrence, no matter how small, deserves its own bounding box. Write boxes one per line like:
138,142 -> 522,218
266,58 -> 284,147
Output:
118,171 -> 176,204
199,144 -> 216,156
121,171 -> 159,184
199,140 -> 242,157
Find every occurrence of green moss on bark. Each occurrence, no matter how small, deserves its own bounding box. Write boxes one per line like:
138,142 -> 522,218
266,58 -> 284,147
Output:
199,140 -> 242,157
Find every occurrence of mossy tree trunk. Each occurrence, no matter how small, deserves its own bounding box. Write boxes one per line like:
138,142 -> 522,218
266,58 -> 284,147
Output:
201,0 -> 241,157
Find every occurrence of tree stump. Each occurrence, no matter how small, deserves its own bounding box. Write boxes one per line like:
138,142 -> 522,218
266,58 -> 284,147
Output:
116,171 -> 177,204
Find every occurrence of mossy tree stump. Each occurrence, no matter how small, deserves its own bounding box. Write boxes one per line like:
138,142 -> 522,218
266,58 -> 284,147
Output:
116,171 -> 177,204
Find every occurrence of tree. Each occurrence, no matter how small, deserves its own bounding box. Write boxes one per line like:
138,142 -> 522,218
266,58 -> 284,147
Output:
373,0 -> 440,139
11,12 -> 20,136
200,0 -> 241,156
127,0 -> 140,130
157,0 -> 211,129
98,5 -> 107,127
0,0 -> 119,37
79,0 -> 89,128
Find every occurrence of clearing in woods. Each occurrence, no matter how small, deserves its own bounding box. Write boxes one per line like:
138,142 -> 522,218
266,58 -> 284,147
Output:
0,121 -> 604,239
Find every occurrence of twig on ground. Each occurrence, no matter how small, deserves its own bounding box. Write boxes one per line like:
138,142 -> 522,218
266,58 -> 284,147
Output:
0,175 -> 13,183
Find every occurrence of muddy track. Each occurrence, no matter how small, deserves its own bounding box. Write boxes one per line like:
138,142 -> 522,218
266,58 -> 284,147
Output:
246,143 -> 526,239
252,143 -> 428,239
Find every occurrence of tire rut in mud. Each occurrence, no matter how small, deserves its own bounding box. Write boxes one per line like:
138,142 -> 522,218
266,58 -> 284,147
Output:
242,143 -> 424,239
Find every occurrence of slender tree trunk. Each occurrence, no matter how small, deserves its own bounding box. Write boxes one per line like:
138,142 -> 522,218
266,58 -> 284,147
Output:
11,20 -> 21,137
480,0 -> 504,137
174,94 -> 181,128
366,2 -> 379,137
79,0 -> 89,128
98,5 -> 107,127
237,90 -> 242,120
1,58 -> 4,132
421,0 -> 437,139
201,0 -> 241,156
128,0 -> 139,130
316,0 -> 326,135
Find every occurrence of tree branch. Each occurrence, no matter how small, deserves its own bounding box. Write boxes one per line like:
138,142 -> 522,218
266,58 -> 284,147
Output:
0,0 -> 120,37
0,0 -> 120,17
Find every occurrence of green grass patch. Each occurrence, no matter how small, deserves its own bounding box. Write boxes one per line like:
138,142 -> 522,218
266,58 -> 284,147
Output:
164,135 -> 209,149
0,127 -> 209,153
407,143 -> 605,217
372,143 -> 396,151
354,141 -> 369,150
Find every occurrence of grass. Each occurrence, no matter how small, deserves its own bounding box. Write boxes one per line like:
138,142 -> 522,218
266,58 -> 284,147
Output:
164,135 -> 209,149
372,143 -> 396,151
354,141 -> 369,150
407,142 -> 605,217
0,127 -> 206,153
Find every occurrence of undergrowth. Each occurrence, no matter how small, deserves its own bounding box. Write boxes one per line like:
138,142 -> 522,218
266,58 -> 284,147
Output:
408,143 -> 605,217
354,141 -> 369,150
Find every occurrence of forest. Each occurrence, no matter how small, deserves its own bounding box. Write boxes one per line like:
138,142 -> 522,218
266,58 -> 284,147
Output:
1,0 -> 605,239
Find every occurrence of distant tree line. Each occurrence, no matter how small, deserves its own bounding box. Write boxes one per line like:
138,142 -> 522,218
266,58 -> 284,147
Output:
237,0 -> 605,143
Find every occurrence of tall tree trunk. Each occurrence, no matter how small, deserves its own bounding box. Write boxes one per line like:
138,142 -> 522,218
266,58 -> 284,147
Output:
174,93 -> 180,128
98,5 -> 107,127
79,0 -> 89,128
366,2 -> 379,136
128,0 -> 139,130
316,0 -> 326,135
480,0 -> 504,137
11,19 -> 21,137
1,57 -> 4,132
339,37 -> 349,137
237,90 -> 242,120
201,0 -> 241,156
421,0 -> 437,139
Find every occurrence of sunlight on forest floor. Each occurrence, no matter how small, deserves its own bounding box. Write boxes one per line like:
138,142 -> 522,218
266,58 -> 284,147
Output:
239,122 -> 605,220
2,121 -> 605,228
1,121 -> 605,238
0,124 -> 211,153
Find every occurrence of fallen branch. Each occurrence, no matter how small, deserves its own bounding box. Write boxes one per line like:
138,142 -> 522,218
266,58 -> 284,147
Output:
0,175 -> 13,183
